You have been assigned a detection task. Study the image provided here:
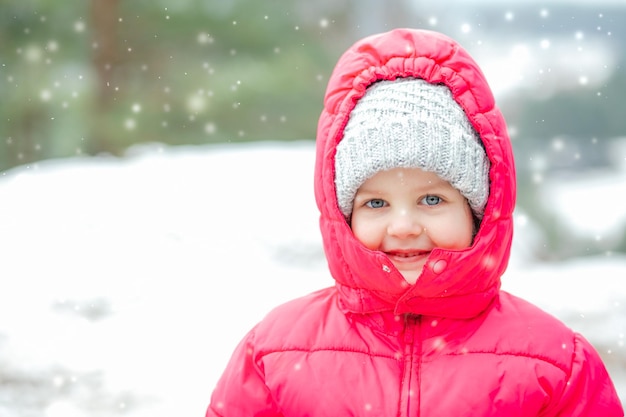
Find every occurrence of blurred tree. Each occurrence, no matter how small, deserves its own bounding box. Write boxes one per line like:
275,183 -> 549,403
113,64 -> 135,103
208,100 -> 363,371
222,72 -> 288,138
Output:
1,0 -> 624,182
0,0 -> 346,172
0,1 -> 92,170
89,0 -> 121,155
515,63 -> 626,144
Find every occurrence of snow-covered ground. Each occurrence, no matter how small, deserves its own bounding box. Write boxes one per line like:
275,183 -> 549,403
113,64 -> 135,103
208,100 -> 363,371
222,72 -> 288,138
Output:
0,141 -> 624,416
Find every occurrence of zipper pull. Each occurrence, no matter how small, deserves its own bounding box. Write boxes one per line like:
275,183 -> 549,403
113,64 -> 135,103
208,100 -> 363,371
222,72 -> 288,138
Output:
403,314 -> 419,344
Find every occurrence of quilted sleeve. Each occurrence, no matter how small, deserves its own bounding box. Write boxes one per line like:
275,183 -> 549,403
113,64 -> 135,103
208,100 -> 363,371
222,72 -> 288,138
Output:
550,333 -> 624,417
206,329 -> 283,417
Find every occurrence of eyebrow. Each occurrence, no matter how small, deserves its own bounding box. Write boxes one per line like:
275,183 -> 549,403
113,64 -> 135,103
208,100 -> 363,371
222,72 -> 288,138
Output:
354,185 -> 386,196
357,178 -> 451,194
419,177 -> 448,186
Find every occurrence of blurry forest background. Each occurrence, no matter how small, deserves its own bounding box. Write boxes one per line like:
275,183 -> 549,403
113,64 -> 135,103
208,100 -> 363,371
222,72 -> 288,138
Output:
2,0 -> 626,260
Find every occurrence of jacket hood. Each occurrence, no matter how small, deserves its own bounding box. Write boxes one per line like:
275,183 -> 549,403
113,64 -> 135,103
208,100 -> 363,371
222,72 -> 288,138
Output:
314,29 -> 516,319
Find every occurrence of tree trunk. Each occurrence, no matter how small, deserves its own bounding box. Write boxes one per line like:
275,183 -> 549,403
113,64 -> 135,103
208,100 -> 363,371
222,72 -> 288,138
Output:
89,0 -> 121,155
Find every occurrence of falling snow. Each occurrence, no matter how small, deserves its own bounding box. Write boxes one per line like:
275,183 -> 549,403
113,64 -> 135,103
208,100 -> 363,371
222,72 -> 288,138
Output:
2,1 -> 626,415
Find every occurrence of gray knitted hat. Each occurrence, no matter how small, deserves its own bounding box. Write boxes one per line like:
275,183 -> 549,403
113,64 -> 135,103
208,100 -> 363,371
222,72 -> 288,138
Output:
335,78 -> 490,219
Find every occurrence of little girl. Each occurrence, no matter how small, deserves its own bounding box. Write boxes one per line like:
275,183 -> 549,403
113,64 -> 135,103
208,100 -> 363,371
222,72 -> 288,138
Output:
206,28 -> 624,416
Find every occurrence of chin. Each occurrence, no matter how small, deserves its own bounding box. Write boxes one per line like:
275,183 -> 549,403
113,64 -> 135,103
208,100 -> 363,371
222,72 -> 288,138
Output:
400,270 -> 422,285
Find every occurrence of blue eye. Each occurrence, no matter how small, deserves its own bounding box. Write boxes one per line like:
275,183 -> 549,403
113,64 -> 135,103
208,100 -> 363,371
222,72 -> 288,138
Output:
422,195 -> 442,206
366,199 -> 386,208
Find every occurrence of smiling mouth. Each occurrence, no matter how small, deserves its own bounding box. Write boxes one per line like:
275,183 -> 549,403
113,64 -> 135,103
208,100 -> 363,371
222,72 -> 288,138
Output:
386,250 -> 430,261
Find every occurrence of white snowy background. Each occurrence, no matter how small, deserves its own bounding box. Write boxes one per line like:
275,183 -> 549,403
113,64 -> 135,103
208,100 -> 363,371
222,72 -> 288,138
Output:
0,140 -> 625,416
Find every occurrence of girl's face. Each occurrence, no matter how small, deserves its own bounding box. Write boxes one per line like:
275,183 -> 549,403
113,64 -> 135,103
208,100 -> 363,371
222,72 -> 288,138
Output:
350,167 -> 475,284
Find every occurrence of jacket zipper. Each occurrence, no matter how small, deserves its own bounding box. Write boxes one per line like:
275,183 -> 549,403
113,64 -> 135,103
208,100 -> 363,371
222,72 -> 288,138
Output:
400,314 -> 421,417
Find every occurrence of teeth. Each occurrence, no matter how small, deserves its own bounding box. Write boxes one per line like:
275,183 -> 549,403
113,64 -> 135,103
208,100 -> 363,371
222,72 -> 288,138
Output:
386,251 -> 424,258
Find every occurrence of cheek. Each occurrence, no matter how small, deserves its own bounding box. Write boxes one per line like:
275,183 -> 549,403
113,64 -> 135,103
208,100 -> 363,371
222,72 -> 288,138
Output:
350,216 -> 382,250
430,211 -> 474,249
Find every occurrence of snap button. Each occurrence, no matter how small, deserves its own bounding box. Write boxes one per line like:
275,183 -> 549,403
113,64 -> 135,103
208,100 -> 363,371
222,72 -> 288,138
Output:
432,259 -> 448,274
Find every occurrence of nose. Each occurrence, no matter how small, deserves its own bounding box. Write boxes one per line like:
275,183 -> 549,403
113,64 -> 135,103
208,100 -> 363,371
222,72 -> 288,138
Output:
386,209 -> 424,238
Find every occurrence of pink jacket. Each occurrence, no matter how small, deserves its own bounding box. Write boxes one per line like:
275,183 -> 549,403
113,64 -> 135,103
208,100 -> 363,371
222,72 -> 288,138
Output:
207,29 -> 624,416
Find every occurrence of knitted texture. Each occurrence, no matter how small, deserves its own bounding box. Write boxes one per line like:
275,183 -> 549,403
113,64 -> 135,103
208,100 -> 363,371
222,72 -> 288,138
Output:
335,78 -> 490,218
